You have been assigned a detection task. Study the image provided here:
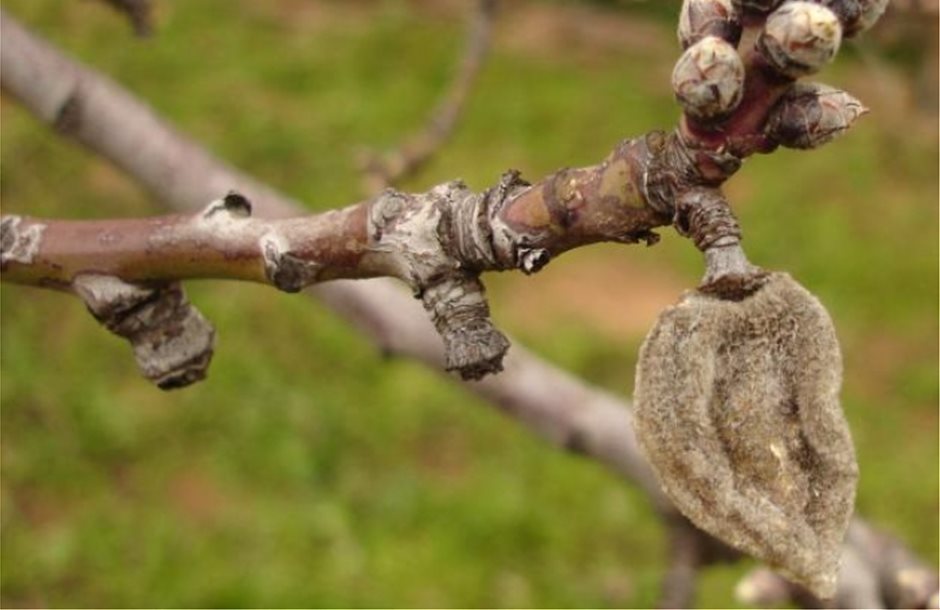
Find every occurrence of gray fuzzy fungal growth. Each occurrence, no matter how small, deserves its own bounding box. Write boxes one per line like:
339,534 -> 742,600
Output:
634,272 -> 857,599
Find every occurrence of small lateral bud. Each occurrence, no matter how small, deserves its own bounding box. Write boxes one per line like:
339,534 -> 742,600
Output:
732,0 -> 783,15
678,0 -> 743,49
672,36 -> 745,121
845,0 -> 889,36
758,2 -> 842,78
811,0 -> 889,37
766,83 -> 868,149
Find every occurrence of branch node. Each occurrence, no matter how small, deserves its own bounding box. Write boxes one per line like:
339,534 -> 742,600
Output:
643,131 -> 742,216
674,188 -> 742,251
261,232 -> 322,293
203,191 -> 253,219
53,90 -> 83,134
517,247 -> 550,274
72,274 -> 215,389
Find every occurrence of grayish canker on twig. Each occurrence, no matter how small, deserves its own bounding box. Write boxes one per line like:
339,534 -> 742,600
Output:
72,275 -> 215,389
0,215 -> 46,269
635,272 -> 858,599
366,179 -> 526,379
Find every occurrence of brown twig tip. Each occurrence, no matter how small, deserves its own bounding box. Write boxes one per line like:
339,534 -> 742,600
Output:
99,0 -> 154,37
766,82 -> 869,149
72,275 -> 215,389
672,36 -> 746,121
758,2 -> 843,78
421,276 -> 509,380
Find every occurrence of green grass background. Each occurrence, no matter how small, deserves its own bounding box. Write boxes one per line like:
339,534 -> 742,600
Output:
1,1 -> 937,607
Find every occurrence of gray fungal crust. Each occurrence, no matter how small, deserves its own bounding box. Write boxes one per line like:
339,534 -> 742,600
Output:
72,274 -> 215,389
634,272 -> 858,599
1,215 -> 46,269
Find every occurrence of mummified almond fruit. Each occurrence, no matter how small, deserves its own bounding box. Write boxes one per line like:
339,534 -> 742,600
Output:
634,272 -> 857,599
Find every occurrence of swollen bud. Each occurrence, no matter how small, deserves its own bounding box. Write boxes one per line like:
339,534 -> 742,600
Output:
678,0 -> 742,49
758,2 -> 842,78
810,0 -> 890,37
765,83 -> 868,149
672,36 -> 745,121
732,0 -> 784,15
841,0 -> 890,37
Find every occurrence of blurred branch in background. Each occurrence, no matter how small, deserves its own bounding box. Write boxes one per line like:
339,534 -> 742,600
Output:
357,0 -> 498,195
96,0 -> 154,37
870,0 -> 939,110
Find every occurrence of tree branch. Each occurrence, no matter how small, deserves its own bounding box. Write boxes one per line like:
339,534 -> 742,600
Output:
0,8 -> 667,499
1,5 -> 934,608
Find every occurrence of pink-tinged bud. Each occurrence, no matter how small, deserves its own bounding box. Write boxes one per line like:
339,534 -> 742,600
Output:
679,0 -> 743,49
758,2 -> 842,78
810,0 -> 890,37
672,36 -> 745,121
765,83 -> 868,149
732,0 -> 783,15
